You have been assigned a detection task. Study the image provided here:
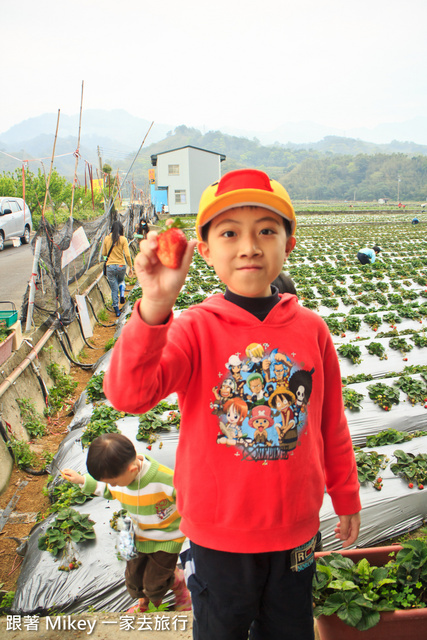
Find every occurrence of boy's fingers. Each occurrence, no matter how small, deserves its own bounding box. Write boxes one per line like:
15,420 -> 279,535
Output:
181,239 -> 197,271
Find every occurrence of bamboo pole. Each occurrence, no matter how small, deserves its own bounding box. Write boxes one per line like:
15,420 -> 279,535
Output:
41,109 -> 61,219
70,80 -> 85,218
105,120 -> 154,218
25,110 -> 60,332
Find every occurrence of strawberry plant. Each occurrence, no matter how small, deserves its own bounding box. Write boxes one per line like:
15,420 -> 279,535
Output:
321,298 -> 339,309
357,293 -> 375,306
391,450 -> 427,486
389,337 -> 413,354
394,375 -> 427,406
396,305 -> 421,320
383,311 -> 401,325
313,540 -> 427,631
135,399 -> 180,442
323,316 -> 344,335
80,404 -> 124,448
412,333 -> 427,348
85,371 -> 105,403
43,480 -> 92,516
38,508 -> 96,569
343,316 -> 361,332
367,383 -> 400,410
341,296 -> 356,306
337,343 -> 362,364
342,373 -> 373,385
302,299 -> 319,310
363,313 -> 382,330
342,387 -> 364,411
366,428 -> 427,447
388,294 -> 404,305
354,449 -> 387,487
365,341 -> 387,360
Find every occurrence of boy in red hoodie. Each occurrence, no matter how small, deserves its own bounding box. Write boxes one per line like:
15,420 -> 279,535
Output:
104,169 -> 361,640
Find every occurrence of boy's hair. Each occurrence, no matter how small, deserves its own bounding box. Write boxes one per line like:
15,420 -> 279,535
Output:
196,169 -> 296,241
86,433 -> 137,480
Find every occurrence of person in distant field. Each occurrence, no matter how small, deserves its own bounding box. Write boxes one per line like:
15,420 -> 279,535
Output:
102,221 -> 133,317
62,434 -> 191,614
135,220 -> 150,238
356,245 -> 381,265
102,168 -> 361,640
412,217 -> 420,225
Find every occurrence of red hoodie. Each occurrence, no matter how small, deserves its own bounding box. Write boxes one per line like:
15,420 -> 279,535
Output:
104,293 -> 361,554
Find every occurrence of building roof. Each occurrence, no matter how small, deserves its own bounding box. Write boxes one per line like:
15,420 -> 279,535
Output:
151,145 -> 226,166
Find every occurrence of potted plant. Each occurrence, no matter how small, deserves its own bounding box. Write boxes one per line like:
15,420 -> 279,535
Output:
313,540 -> 427,639
0,323 -> 15,367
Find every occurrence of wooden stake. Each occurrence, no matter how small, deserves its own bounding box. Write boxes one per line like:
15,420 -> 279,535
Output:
41,109 -> 61,222
70,81 -> 85,218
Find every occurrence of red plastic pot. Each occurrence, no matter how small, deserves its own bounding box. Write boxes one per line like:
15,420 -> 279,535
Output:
314,546 -> 427,639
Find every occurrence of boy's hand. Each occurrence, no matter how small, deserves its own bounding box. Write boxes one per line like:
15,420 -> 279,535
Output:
61,469 -> 85,485
334,512 -> 361,548
134,230 -> 197,325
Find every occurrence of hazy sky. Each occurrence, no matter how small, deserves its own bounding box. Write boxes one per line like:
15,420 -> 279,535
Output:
3,0 -> 426,135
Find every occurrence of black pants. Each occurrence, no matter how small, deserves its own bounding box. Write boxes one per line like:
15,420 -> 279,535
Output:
187,542 -> 315,640
357,252 -> 371,265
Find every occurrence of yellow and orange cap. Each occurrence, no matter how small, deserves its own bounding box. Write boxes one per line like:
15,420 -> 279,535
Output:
196,169 -> 296,241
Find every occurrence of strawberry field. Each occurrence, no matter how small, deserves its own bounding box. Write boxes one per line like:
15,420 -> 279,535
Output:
11,209 -> 427,614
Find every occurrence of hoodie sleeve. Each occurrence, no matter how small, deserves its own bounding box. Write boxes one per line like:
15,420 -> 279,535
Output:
103,300 -> 193,414
82,474 -> 112,500
320,333 -> 361,516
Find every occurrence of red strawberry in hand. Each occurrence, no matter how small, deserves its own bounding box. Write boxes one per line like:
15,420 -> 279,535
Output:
156,220 -> 187,269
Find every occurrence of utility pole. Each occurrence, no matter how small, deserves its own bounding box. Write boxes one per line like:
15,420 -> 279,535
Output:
97,146 -> 103,174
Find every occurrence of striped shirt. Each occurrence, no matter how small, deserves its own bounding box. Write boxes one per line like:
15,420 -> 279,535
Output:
82,455 -> 185,554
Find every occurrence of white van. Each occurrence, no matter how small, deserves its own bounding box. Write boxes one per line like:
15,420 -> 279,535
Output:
0,197 -> 32,251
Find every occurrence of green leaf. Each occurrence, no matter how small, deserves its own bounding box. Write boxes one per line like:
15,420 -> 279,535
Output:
329,579 -> 359,591
355,610 -> 381,631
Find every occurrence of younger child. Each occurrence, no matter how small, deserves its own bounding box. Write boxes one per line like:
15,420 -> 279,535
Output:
62,433 -> 191,613
103,169 -> 361,640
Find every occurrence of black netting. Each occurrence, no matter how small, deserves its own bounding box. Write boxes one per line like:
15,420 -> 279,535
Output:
20,203 -> 143,327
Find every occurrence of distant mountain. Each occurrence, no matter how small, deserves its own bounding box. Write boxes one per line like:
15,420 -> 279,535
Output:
1,111 -> 427,183
220,116 -> 427,147
0,109 -> 171,154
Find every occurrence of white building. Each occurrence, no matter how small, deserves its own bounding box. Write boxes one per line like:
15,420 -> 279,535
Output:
150,145 -> 226,216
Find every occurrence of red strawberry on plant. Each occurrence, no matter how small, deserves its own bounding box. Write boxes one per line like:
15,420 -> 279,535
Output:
156,219 -> 187,269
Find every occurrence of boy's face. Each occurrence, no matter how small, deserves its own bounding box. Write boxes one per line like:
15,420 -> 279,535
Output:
198,206 -> 295,298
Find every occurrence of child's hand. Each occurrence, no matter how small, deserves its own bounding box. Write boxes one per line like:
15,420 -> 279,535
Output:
61,469 -> 85,485
134,230 -> 197,325
334,512 -> 361,547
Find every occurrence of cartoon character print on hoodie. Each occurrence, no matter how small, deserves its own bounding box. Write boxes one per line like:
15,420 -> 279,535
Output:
214,342 -> 314,461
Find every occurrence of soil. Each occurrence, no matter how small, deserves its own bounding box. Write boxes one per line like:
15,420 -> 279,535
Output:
0,307 -> 119,594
